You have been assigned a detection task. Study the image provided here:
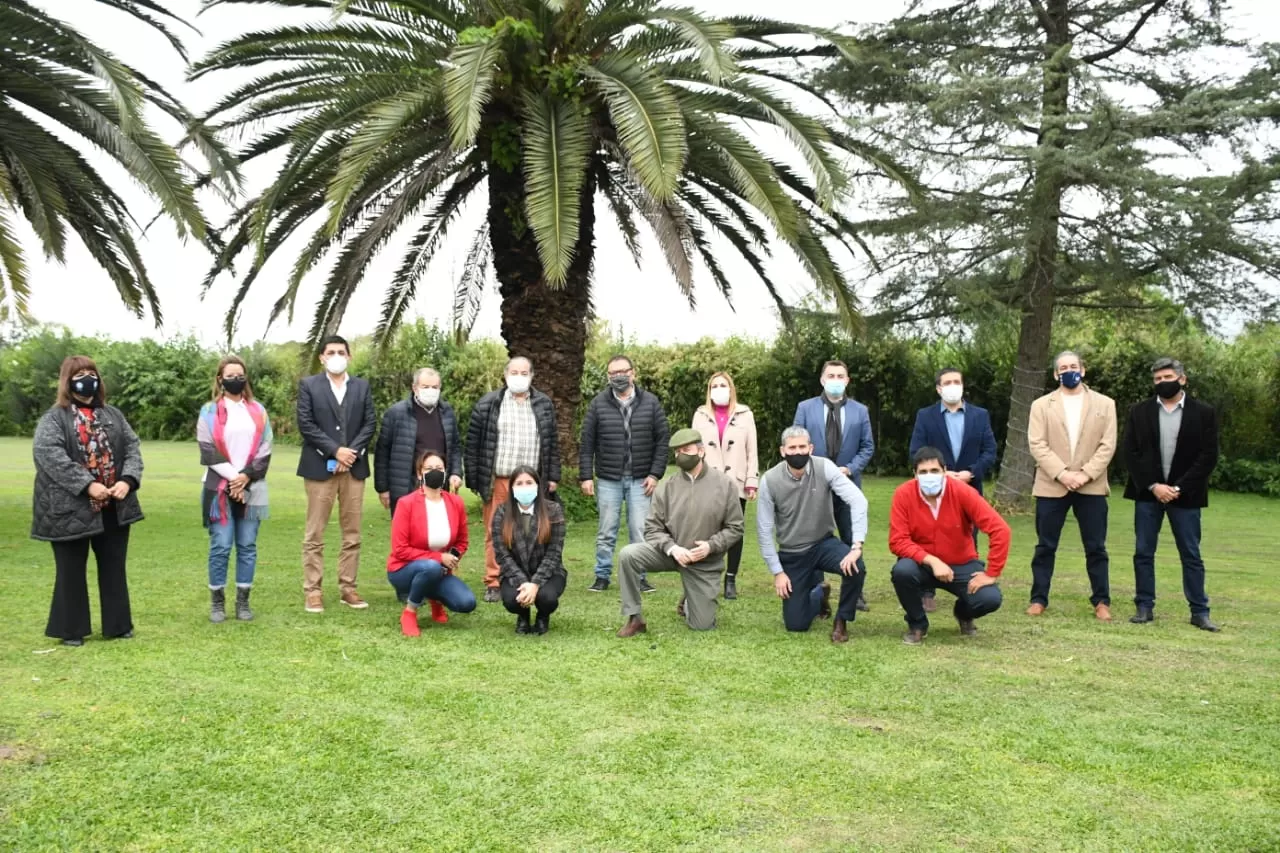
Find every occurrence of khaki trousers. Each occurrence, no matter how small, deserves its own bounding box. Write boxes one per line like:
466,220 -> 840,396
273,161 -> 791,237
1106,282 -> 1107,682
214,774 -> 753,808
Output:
619,543 -> 722,631
482,477 -> 511,589
303,474 -> 365,594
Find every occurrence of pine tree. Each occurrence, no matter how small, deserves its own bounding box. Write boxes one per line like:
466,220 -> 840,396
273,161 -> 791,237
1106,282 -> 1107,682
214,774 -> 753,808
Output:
821,0 -> 1280,506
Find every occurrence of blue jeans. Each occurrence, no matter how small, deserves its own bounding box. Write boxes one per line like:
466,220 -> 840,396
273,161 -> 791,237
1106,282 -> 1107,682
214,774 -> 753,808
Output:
594,477 -> 651,580
1133,501 -> 1209,615
891,558 -> 1003,633
779,536 -> 866,630
208,515 -> 260,588
387,560 -> 477,611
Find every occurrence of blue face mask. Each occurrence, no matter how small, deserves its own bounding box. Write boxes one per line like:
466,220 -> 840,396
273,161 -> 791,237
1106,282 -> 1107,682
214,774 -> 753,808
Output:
512,485 -> 538,507
824,379 -> 847,398
1059,370 -> 1083,389
918,473 -> 945,496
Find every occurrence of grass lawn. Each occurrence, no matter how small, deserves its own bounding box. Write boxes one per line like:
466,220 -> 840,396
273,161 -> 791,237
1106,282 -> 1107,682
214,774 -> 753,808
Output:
1,437 -> 1278,851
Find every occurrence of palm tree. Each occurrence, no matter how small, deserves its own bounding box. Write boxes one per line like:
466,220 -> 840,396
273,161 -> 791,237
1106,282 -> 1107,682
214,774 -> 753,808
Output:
194,0 -> 914,450
0,0 -> 236,325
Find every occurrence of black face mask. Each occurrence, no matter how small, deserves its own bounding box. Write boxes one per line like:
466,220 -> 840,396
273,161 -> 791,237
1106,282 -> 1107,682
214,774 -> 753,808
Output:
422,469 -> 446,490
70,375 -> 99,399
784,452 -> 810,470
221,376 -> 247,396
1155,379 -> 1183,400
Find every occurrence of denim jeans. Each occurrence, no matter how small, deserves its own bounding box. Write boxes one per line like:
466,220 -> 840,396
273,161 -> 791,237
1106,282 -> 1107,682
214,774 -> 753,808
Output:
1133,501 -> 1209,615
1030,493 -> 1110,607
778,535 -> 866,630
891,558 -> 1003,633
388,560 -> 478,611
594,477 -> 651,580
208,515 -> 260,588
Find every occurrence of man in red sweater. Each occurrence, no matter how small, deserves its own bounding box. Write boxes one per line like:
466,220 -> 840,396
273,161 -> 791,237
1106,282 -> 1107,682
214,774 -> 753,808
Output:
890,446 -> 1012,645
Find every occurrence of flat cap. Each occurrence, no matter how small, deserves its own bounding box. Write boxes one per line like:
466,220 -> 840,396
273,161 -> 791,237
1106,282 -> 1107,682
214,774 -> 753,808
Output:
669,428 -> 703,449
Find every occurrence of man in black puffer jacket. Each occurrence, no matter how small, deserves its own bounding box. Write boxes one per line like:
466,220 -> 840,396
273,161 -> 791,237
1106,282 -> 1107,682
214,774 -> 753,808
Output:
466,357 -> 561,602
375,367 -> 463,516
578,354 -> 670,592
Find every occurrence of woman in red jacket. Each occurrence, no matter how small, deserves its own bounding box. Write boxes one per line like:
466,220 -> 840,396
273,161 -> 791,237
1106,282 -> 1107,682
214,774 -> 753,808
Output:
388,450 -> 475,636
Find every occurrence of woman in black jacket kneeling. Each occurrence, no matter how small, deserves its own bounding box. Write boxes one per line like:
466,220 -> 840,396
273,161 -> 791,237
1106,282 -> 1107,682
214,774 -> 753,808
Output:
31,356 -> 144,646
491,465 -> 567,634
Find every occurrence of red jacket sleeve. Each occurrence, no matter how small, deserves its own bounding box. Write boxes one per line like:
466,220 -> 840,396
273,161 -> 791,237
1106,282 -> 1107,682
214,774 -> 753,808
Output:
450,494 -> 470,557
391,497 -> 442,566
888,484 -> 929,563
962,485 -> 1011,577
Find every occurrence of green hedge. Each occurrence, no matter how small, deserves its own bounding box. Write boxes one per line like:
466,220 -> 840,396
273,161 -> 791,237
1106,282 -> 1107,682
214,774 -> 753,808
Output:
2,309 -> 1277,497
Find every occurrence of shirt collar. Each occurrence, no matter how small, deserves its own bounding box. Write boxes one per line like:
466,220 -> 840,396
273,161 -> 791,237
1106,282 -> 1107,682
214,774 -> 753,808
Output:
517,503 -> 536,515
1157,392 -> 1186,410
918,476 -> 947,505
940,401 -> 965,413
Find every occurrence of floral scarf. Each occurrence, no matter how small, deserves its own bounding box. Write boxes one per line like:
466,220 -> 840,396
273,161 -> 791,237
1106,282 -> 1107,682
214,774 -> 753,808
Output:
73,405 -> 115,512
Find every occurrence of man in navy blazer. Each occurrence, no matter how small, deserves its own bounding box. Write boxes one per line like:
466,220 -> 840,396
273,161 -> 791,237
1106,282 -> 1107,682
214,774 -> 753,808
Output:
793,360 -> 875,608
908,367 -> 998,612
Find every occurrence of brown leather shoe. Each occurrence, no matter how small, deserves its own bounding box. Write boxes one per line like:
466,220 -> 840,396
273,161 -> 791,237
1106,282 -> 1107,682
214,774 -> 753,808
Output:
922,595 -> 937,613
830,618 -> 849,644
304,592 -> 324,613
676,598 -> 686,619
1026,602 -> 1046,616
958,617 -> 977,636
1095,603 -> 1112,621
340,590 -> 368,609
616,616 -> 647,638
817,582 -> 832,619
902,629 -> 926,646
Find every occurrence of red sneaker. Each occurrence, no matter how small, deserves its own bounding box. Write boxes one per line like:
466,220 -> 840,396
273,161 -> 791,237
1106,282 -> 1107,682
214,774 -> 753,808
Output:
400,608 -> 421,637
429,600 -> 449,624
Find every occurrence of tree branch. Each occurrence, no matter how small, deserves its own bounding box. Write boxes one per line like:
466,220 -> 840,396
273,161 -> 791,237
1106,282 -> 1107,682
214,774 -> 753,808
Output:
1027,0 -> 1053,33
1080,0 -> 1170,64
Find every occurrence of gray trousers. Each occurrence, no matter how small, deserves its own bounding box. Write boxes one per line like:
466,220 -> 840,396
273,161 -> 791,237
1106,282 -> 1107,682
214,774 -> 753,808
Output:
619,543 -> 722,631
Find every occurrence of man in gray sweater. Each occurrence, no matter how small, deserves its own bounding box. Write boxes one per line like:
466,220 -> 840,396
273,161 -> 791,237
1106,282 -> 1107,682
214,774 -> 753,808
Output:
757,426 -> 869,643
616,429 -> 745,635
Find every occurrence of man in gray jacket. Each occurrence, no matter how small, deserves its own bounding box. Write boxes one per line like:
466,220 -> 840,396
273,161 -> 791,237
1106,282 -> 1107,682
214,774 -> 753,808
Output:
616,429 -> 744,635
757,426 -> 869,643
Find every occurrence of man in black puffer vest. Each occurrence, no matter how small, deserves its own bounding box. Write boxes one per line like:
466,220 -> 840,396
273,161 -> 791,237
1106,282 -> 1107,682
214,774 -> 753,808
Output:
579,354 -> 670,593
375,367 -> 463,516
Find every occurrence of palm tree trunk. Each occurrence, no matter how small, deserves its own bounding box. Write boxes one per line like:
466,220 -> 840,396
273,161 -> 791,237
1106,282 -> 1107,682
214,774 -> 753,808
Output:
488,163 -> 596,471
994,0 -> 1071,511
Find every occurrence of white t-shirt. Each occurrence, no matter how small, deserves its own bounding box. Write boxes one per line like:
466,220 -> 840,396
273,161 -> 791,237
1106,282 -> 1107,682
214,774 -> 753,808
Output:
424,496 -> 451,550
210,399 -> 255,481
1062,392 -> 1084,459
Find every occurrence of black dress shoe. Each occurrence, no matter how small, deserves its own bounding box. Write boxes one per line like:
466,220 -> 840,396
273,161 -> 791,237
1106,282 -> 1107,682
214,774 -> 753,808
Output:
855,595 -> 870,613
61,638 -> 84,647
533,614 -> 550,635
639,578 -> 657,594
588,578 -> 609,592
1130,607 -> 1154,624
1190,614 -> 1221,632
515,613 -> 532,634
723,576 -> 738,600
817,582 -> 832,619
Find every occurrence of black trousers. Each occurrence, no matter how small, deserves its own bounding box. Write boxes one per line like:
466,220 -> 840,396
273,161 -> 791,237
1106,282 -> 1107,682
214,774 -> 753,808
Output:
500,573 -> 567,617
725,497 -> 748,577
46,509 -> 133,641
1030,493 -> 1110,607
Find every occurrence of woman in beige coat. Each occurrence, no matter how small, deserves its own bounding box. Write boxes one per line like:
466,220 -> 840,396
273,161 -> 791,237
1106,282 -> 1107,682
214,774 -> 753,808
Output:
692,371 -> 759,599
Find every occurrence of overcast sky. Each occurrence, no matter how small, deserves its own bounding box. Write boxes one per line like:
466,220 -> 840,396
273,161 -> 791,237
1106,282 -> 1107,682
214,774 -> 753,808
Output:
13,0 -> 1280,349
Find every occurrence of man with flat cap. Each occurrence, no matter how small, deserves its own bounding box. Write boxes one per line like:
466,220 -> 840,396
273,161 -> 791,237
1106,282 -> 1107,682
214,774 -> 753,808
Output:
616,428 -> 745,635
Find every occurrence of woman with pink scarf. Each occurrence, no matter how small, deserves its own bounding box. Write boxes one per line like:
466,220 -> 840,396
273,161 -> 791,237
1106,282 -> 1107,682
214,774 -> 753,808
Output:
692,371 -> 759,599
197,355 -> 273,623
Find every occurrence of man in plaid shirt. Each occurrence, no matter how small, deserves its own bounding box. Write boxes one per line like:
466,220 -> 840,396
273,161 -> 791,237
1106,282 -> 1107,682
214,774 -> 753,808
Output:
465,357 -> 561,602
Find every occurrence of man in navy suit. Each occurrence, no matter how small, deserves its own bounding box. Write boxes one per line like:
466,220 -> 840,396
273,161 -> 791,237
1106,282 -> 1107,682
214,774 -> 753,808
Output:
793,360 -> 875,609
908,367 -> 998,612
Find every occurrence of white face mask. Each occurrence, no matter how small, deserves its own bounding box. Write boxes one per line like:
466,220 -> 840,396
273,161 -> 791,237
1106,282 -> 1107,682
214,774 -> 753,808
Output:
940,385 -> 963,405
506,374 -> 531,394
710,387 -> 731,407
324,354 -> 348,376
416,387 -> 440,407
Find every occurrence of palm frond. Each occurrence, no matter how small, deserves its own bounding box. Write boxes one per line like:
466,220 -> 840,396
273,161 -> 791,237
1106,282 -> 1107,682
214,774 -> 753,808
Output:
584,53 -> 686,201
443,37 -> 502,150
521,93 -> 591,285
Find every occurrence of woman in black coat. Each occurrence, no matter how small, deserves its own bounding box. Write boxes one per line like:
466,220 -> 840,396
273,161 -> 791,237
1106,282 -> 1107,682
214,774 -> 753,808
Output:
31,356 -> 144,646
491,465 -> 567,634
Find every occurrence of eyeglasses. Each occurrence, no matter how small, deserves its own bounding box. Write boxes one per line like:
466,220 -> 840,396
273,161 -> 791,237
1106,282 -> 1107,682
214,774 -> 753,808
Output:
607,370 -> 632,378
